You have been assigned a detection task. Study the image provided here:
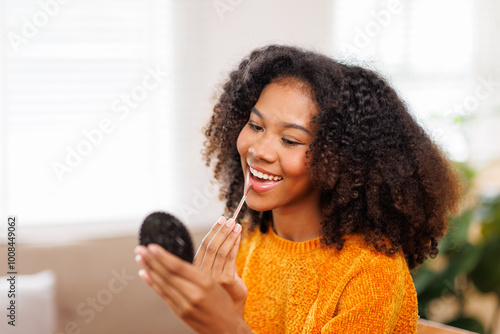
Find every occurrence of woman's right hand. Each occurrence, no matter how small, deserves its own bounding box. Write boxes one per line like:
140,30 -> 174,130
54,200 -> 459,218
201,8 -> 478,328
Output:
193,216 -> 248,316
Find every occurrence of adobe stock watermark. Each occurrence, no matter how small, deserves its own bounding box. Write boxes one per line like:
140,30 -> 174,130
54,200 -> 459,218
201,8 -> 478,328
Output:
7,0 -> 73,54
444,76 -> 499,118
427,278 -> 467,319
423,75 -> 499,146
212,0 -> 245,21
51,64 -> 168,182
340,0 -> 402,55
174,181 -> 220,224
54,267 -> 135,334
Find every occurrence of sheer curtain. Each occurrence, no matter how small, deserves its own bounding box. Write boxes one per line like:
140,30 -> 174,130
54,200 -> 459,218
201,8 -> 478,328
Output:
0,0 -> 180,237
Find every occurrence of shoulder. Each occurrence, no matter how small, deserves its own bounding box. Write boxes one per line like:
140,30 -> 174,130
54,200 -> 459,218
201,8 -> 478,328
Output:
319,236 -> 418,332
321,234 -> 416,305
318,234 -> 410,282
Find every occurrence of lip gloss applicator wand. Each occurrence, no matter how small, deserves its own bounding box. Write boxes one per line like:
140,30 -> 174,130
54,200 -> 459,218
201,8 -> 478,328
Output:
232,169 -> 252,221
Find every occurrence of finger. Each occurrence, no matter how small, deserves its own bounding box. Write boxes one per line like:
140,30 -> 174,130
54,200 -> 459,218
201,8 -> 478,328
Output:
147,244 -> 227,315
138,268 -> 158,292
221,227 -> 242,279
140,246 -> 204,310
144,269 -> 210,334
147,244 -> 208,287
137,245 -> 198,298
139,268 -> 186,316
138,268 -> 170,304
211,223 -> 242,275
199,218 -> 237,272
193,216 -> 226,267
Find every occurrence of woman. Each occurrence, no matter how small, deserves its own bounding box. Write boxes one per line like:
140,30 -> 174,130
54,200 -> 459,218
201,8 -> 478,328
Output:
135,45 -> 462,333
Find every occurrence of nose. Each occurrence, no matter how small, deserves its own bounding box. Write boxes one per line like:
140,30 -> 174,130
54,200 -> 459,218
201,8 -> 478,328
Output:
248,135 -> 277,163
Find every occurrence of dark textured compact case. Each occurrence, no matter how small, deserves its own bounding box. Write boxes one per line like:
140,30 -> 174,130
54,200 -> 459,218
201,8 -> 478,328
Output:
139,211 -> 195,263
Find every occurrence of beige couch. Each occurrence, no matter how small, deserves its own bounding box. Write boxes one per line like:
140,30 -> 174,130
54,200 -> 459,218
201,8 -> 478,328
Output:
0,228 -> 211,334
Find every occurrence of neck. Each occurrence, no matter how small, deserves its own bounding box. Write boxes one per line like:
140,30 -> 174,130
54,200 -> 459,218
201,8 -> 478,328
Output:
271,193 -> 324,242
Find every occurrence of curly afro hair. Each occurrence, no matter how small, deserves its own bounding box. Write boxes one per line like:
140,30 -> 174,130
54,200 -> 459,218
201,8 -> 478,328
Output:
203,45 -> 463,269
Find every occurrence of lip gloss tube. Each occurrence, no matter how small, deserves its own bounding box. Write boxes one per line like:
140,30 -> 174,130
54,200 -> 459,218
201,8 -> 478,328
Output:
232,170 -> 251,221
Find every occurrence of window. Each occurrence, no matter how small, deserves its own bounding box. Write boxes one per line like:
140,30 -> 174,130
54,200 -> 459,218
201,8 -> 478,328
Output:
330,0 -> 499,165
0,0 -> 178,232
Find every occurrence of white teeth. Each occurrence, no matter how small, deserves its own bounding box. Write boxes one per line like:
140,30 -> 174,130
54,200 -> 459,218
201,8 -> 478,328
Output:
249,167 -> 283,181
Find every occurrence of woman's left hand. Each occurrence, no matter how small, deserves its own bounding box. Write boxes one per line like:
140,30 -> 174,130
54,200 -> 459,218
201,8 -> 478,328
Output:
135,244 -> 251,334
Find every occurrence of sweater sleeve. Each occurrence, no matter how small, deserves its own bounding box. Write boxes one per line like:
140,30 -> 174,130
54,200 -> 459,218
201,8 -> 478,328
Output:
320,252 -> 417,334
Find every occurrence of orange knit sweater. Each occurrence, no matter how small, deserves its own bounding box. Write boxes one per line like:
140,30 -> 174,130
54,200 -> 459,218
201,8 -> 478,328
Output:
236,226 -> 418,333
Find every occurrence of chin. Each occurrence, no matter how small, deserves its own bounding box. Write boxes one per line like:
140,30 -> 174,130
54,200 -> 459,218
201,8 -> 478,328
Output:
245,198 -> 275,213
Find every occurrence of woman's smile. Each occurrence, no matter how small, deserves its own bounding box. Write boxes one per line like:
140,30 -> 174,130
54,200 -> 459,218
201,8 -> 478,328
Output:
247,163 -> 283,193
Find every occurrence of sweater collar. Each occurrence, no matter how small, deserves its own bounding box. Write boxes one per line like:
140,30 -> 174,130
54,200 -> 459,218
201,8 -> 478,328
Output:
266,225 -> 324,253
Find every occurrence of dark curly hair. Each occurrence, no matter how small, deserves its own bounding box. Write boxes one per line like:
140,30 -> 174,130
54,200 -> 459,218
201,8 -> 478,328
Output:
203,45 -> 463,269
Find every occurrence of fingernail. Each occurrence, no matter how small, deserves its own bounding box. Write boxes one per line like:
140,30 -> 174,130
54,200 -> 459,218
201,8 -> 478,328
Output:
217,216 -> 226,225
138,269 -> 147,278
233,223 -> 242,233
148,244 -> 158,254
226,218 -> 234,228
136,246 -> 146,256
135,245 -> 146,255
135,254 -> 142,262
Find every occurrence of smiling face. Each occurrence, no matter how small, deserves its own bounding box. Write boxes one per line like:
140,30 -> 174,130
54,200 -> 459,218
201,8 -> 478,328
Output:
236,79 -> 321,215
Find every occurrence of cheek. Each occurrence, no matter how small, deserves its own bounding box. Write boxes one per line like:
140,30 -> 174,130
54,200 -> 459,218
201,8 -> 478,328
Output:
283,150 -> 310,178
236,127 -> 248,156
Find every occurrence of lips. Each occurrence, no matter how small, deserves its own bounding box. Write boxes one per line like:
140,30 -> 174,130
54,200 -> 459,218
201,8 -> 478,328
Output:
247,164 -> 283,193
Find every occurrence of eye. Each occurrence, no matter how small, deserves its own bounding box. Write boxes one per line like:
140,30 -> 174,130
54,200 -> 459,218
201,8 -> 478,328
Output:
248,123 -> 263,132
281,138 -> 304,146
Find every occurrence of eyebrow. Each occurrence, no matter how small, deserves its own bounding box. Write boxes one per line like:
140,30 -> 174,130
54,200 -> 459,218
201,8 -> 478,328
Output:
251,107 -> 312,136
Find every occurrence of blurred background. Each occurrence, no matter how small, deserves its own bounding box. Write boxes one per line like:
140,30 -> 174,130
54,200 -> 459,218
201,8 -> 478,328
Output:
0,0 -> 499,333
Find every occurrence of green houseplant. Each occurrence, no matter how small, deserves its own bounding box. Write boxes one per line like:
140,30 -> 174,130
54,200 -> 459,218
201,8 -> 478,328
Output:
412,162 -> 500,334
